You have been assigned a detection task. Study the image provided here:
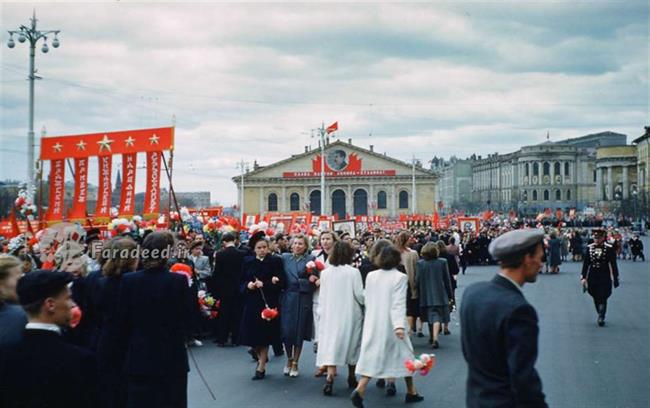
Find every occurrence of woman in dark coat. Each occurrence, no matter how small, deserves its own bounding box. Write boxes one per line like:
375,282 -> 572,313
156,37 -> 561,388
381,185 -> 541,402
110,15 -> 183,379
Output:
548,232 -> 562,273
279,234 -> 315,377
96,237 -> 138,408
239,232 -> 284,380
416,242 -> 452,349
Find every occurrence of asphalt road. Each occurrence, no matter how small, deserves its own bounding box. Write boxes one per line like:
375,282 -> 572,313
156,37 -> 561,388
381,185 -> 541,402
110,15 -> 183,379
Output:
188,240 -> 650,408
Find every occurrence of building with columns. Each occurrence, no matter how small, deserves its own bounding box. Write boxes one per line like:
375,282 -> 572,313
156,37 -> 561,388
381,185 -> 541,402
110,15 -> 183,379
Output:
471,132 -> 628,213
233,140 -> 438,218
632,127 -> 649,206
595,145 -> 638,204
436,158 -> 473,211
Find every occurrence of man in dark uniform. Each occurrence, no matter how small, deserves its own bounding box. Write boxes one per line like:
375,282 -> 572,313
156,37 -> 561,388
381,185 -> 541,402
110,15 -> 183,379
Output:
0,270 -> 97,408
581,229 -> 620,327
629,234 -> 645,261
461,229 -> 548,408
210,232 -> 246,346
116,231 -> 193,408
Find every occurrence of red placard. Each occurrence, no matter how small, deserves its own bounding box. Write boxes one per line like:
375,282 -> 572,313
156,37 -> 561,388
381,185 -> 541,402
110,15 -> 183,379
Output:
68,158 -> 89,220
144,151 -> 161,219
40,127 -> 174,160
45,159 -> 65,223
119,153 -> 137,217
95,155 -> 113,220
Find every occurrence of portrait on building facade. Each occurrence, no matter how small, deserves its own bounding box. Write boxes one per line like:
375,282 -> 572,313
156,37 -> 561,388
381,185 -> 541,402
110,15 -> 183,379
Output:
326,149 -> 349,171
333,219 -> 356,238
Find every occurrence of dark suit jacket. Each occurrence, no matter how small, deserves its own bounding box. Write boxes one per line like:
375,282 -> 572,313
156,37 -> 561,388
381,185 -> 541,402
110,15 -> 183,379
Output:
116,266 -> 192,377
460,275 -> 547,408
0,328 -> 97,408
210,246 -> 246,299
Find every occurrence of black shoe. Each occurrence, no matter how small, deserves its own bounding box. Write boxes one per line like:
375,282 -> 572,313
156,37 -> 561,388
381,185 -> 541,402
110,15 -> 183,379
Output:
323,380 -> 334,396
598,317 -> 605,327
405,393 -> 424,403
386,382 -> 396,397
416,331 -> 424,338
376,378 -> 386,388
347,376 -> 358,389
350,390 -> 364,408
432,340 -> 439,349
443,329 -> 451,335
252,370 -> 265,380
248,348 -> 258,361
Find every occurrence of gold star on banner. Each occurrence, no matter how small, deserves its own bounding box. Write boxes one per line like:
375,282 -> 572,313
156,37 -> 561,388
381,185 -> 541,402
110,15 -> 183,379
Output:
76,140 -> 87,151
53,142 -> 63,152
149,134 -> 160,145
97,134 -> 114,152
124,136 -> 135,147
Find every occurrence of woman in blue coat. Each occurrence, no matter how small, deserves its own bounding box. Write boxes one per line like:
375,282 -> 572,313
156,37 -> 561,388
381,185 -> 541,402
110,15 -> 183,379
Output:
280,234 -> 316,378
239,232 -> 284,380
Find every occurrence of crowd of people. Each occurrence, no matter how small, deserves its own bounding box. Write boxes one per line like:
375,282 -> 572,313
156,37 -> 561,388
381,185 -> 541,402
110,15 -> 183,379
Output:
0,217 -> 644,407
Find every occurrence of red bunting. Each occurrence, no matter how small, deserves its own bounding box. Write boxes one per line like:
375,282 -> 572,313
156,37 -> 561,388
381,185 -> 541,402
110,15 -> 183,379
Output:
69,158 -> 89,220
94,155 -> 113,221
46,159 -> 65,223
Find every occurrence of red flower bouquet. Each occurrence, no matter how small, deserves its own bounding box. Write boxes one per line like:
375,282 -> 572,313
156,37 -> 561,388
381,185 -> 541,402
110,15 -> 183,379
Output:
198,290 -> 221,319
305,259 -> 326,275
405,353 -> 436,376
261,307 -> 279,321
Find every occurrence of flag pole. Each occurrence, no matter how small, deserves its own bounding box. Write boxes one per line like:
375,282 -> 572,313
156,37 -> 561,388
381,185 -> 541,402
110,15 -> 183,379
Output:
320,122 -> 326,217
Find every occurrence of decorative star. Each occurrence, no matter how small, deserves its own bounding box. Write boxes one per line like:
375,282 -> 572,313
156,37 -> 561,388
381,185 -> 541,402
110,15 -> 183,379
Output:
124,136 -> 135,147
53,142 -> 63,152
149,134 -> 160,145
76,140 -> 87,151
97,134 -> 114,152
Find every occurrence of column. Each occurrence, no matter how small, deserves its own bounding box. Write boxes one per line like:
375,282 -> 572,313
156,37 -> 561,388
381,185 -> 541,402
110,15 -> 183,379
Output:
607,166 -> 613,201
346,184 -> 353,217
259,187 -> 264,213
324,185 -> 330,216
622,165 -> 629,199
303,185 -> 309,211
595,167 -> 602,201
390,184 -> 397,217
281,185 -> 287,212
369,184 -> 374,216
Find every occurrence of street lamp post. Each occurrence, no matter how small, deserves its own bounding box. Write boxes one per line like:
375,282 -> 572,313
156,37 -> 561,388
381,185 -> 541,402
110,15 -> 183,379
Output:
236,160 -> 250,225
6,11 -> 61,187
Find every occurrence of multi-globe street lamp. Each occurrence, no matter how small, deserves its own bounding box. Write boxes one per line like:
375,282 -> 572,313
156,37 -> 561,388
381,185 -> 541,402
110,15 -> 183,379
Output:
6,11 -> 61,187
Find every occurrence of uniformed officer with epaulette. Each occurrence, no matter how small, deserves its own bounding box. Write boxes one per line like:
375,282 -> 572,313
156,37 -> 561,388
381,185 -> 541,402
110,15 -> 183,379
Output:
581,229 -> 619,327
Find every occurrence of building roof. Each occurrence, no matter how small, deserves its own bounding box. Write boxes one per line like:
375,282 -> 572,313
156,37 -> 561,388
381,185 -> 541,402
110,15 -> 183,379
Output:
632,127 -> 650,144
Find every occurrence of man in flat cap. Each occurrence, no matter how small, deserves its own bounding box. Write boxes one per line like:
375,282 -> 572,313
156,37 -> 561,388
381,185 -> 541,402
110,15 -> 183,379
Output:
0,270 -> 97,408
461,229 -> 548,408
581,228 -> 619,327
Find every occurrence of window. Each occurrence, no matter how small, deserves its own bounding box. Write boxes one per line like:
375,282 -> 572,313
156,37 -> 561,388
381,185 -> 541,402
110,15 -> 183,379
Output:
533,162 -> 539,176
593,170 -> 597,182
268,193 -> 278,212
566,189 -> 571,201
522,190 -> 528,201
525,163 -> 530,177
309,190 -> 321,215
544,190 -> 550,201
564,162 -> 570,176
377,191 -> 387,209
543,162 -> 550,176
554,162 -> 561,176
532,190 -> 538,201
353,189 -> 368,216
555,189 -> 561,200
290,193 -> 300,211
399,191 -> 409,209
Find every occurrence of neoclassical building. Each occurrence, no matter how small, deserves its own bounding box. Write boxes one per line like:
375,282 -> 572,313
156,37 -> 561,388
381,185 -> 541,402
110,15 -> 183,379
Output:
595,145 -> 638,204
233,140 -> 438,218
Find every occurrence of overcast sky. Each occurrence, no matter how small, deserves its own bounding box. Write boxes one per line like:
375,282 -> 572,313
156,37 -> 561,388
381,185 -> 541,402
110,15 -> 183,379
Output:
1,0 -> 648,206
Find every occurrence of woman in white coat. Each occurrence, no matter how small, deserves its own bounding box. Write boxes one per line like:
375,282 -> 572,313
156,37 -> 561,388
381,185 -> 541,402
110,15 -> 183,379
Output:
351,244 -> 424,407
316,241 -> 364,396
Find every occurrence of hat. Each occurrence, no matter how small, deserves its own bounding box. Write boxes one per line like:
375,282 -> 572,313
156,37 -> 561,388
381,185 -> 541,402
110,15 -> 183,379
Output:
488,229 -> 544,261
16,269 -> 73,306
592,228 -> 606,237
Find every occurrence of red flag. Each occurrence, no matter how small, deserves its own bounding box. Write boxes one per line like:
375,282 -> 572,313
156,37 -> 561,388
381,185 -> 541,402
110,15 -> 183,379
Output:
9,208 -> 20,237
326,121 -> 338,134
432,211 -> 440,228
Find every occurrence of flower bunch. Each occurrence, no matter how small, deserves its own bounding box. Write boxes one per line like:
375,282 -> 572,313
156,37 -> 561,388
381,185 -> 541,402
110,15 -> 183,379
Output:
14,186 -> 37,219
107,218 -> 133,236
404,353 -> 436,376
198,290 -> 221,319
261,307 -> 279,321
305,259 -> 326,275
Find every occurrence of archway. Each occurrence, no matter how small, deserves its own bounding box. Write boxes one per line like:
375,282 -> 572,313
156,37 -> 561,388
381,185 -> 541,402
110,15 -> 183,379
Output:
332,189 -> 346,219
309,190 -> 321,215
353,189 -> 368,216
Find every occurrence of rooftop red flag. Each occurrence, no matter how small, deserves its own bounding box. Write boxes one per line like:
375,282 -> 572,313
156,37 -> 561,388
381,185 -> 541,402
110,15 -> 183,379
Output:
326,121 -> 338,134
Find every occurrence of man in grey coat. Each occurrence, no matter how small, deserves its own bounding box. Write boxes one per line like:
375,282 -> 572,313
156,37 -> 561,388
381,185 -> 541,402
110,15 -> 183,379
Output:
461,229 -> 548,408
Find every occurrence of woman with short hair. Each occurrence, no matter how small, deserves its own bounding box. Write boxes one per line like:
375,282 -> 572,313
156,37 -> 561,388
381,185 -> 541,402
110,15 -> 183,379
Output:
417,242 -> 452,349
316,241 -> 364,396
352,244 -> 424,406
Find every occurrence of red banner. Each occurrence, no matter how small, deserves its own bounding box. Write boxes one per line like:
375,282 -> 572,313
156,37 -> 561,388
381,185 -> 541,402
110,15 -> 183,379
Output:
40,127 -> 174,160
68,158 -> 89,220
46,159 -> 65,223
144,151 -> 161,218
119,153 -> 137,216
95,155 -> 113,220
